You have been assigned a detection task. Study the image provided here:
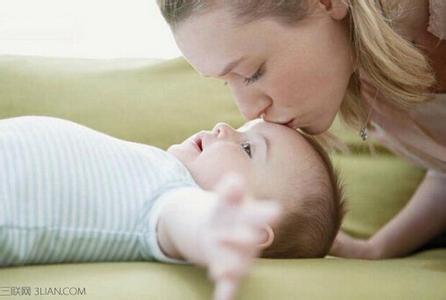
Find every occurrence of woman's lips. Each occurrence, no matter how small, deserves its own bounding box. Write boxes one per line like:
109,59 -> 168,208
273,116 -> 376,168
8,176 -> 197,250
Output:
285,118 -> 297,129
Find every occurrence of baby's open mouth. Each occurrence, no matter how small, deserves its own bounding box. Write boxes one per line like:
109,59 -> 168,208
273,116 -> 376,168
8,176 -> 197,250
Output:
194,136 -> 203,152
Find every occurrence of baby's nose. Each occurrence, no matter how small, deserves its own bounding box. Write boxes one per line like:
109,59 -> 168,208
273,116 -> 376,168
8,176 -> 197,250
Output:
213,122 -> 236,139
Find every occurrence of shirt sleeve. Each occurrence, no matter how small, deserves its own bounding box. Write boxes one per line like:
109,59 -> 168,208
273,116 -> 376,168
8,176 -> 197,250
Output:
428,0 -> 446,39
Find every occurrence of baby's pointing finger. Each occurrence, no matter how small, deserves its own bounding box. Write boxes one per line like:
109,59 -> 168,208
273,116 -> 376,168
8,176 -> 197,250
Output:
209,254 -> 253,283
213,279 -> 238,300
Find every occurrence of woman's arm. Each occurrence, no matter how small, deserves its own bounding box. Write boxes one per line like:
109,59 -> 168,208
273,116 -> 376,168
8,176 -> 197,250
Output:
330,170 -> 446,259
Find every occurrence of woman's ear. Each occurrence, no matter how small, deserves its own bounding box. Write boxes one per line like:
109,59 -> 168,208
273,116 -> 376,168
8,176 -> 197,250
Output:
257,225 -> 275,250
319,0 -> 349,20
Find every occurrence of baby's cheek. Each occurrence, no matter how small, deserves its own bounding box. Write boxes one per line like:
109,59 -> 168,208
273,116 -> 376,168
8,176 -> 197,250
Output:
194,148 -> 249,182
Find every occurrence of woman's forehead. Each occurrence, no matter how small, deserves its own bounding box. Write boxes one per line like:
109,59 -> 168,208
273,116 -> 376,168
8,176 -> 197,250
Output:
174,8 -> 284,75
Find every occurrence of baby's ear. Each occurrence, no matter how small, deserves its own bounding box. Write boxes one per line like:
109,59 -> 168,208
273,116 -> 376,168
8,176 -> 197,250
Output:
257,225 -> 275,250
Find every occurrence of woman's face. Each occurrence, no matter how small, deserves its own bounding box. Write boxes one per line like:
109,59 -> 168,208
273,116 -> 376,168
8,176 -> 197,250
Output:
173,2 -> 354,134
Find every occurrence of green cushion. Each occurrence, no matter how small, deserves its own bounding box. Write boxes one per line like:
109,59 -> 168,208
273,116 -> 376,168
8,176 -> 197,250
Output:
0,55 -> 440,299
2,250 -> 445,299
332,155 -> 424,238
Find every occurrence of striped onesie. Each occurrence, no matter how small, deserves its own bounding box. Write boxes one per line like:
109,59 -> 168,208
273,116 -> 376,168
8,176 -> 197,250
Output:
0,116 -> 197,267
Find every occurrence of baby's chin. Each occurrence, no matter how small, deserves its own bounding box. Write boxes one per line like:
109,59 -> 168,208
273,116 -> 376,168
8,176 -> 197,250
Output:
167,143 -> 194,161
166,145 -> 195,174
166,144 -> 182,160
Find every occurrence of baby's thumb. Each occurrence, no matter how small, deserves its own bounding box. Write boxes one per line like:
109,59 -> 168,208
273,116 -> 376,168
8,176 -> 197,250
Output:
216,173 -> 246,206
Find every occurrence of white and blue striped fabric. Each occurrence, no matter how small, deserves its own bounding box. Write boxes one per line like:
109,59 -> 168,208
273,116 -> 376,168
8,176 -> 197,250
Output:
0,116 -> 198,267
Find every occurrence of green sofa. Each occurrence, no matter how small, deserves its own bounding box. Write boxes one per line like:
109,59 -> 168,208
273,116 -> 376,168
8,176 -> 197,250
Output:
0,55 -> 445,300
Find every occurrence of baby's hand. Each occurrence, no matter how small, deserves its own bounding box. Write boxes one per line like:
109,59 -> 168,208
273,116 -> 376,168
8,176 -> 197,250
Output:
201,174 -> 281,300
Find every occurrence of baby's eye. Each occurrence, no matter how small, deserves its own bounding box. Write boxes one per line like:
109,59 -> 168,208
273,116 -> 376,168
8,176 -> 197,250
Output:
241,142 -> 252,158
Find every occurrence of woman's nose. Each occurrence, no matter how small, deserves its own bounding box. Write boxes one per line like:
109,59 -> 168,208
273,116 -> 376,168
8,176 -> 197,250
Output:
234,93 -> 272,121
213,122 -> 236,139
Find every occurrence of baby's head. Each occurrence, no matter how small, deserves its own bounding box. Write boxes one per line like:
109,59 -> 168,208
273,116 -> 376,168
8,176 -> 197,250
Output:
168,119 -> 345,258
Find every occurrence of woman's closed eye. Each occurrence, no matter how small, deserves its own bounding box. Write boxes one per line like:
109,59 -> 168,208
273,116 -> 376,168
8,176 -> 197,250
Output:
241,142 -> 252,158
243,64 -> 264,85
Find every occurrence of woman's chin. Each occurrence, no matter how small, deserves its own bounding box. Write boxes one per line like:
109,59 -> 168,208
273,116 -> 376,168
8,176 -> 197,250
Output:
301,122 -> 330,135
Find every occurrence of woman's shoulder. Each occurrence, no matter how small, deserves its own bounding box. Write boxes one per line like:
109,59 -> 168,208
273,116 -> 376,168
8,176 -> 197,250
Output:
371,93 -> 446,142
409,93 -> 446,143
383,0 -> 429,40
384,0 -> 446,92
369,93 -> 446,172
385,0 -> 445,40
428,0 -> 446,39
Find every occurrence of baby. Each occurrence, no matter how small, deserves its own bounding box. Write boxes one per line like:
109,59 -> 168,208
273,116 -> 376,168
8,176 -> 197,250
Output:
0,116 -> 344,298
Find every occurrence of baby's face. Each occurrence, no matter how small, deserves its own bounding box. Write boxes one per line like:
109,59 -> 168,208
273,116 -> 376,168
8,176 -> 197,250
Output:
168,119 -> 318,198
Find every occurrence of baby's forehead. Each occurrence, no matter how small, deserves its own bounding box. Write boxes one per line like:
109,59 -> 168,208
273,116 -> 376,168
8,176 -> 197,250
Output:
241,120 -> 320,167
239,119 -> 301,143
238,119 -> 264,131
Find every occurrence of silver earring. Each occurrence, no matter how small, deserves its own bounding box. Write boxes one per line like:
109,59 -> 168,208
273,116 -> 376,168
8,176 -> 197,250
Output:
359,126 -> 368,141
359,88 -> 378,142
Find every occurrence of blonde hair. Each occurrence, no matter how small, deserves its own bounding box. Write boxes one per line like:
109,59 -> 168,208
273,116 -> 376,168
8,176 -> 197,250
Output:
261,134 -> 346,258
341,0 -> 435,129
157,0 -> 435,131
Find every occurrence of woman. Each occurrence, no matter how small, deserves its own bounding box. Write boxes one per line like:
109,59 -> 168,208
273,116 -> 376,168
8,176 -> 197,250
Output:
157,0 -> 446,260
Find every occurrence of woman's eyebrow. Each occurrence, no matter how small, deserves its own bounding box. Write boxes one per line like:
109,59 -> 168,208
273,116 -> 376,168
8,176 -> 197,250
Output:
217,56 -> 245,76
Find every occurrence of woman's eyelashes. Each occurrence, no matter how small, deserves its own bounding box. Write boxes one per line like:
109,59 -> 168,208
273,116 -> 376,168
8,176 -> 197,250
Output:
243,64 -> 264,85
241,142 -> 252,158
